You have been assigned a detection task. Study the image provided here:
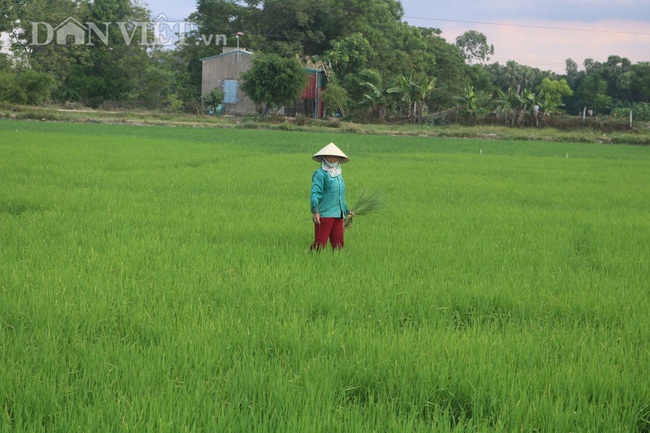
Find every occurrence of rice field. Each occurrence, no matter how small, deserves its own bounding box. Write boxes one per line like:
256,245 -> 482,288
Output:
1,119 -> 649,432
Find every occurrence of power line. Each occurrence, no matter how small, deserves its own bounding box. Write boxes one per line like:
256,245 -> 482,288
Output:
403,16 -> 650,37
491,56 -> 567,68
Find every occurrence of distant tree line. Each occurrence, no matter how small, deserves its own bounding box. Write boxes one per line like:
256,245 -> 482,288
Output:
1,0 -> 649,124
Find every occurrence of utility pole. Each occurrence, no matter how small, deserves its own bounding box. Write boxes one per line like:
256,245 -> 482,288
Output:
235,32 -> 244,62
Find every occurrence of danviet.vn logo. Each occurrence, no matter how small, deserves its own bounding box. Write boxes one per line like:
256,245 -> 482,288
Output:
30,14 -> 227,47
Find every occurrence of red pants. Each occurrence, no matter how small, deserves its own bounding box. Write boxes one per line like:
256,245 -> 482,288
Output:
310,218 -> 344,250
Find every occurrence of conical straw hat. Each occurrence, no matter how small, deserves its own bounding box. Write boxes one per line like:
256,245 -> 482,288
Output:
312,142 -> 350,163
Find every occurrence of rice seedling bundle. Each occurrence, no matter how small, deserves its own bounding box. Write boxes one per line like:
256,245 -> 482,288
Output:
344,187 -> 385,229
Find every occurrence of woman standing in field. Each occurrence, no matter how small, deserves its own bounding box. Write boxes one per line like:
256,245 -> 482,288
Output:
310,143 -> 353,251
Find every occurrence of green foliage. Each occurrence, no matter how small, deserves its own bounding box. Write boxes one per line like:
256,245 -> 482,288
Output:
324,33 -> 374,79
241,53 -> 308,115
341,68 -> 382,109
536,78 -> 573,114
320,82 -> 349,117
455,30 -> 494,64
2,0 -> 649,119
611,102 -> 650,121
0,54 -> 11,72
455,83 -> 490,123
387,73 -> 436,123
577,75 -> 613,115
418,28 -> 467,112
165,93 -> 183,112
0,70 -> 55,104
202,87 -> 225,111
630,62 -> 650,103
359,80 -> 391,123
6,0 -> 155,107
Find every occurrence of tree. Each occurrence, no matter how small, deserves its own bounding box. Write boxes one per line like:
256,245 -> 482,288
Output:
0,53 -> 11,72
321,82 -> 349,117
7,0 -> 87,89
324,33 -> 374,81
0,69 -> 55,104
455,83 -> 490,124
6,0 -> 153,107
78,0 -> 151,106
456,30 -> 494,65
360,81 -> 391,123
565,58 -> 580,88
536,78 -> 573,114
501,61 -> 541,92
341,68 -> 382,112
190,0 -> 439,112
576,74 -> 612,115
202,87 -> 225,113
494,86 -> 526,127
420,26 -> 468,113
630,62 -> 650,103
137,49 -> 186,110
241,53 -> 308,115
602,55 -> 633,103
387,73 -> 436,123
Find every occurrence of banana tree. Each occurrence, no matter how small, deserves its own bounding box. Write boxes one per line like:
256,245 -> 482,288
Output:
387,73 -> 436,123
361,82 -> 391,123
495,87 -> 529,126
413,76 -> 436,122
494,87 -> 517,126
455,83 -> 488,124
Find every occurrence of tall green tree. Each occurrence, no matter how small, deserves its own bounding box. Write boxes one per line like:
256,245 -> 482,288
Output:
320,82 -> 349,117
601,55 -> 633,103
421,27 -> 467,112
6,0 -> 153,106
536,78 -> 573,114
240,52 -> 308,115
138,48 -> 186,109
630,62 -> 650,103
324,33 -> 374,80
8,0 -> 87,89
576,74 -> 612,115
455,30 -> 494,65
78,0 -> 151,106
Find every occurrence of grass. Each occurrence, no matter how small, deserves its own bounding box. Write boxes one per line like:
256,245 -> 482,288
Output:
1,119 -> 649,432
2,103 -> 650,145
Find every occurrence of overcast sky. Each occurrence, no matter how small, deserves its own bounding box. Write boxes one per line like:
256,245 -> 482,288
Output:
125,0 -> 650,73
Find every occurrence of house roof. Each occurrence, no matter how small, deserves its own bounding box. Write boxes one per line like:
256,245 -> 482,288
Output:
200,49 -> 254,62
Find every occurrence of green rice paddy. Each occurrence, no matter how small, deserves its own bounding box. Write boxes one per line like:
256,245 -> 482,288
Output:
1,120 -> 649,432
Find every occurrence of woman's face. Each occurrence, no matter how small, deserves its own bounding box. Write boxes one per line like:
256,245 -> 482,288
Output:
324,156 -> 340,163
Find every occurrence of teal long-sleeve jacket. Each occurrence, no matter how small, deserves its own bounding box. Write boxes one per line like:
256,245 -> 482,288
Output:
310,168 -> 350,218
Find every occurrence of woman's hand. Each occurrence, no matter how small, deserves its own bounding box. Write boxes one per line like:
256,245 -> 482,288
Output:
313,212 -> 321,224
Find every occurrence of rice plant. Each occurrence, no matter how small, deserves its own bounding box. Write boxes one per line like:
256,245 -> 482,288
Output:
1,119 -> 649,432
